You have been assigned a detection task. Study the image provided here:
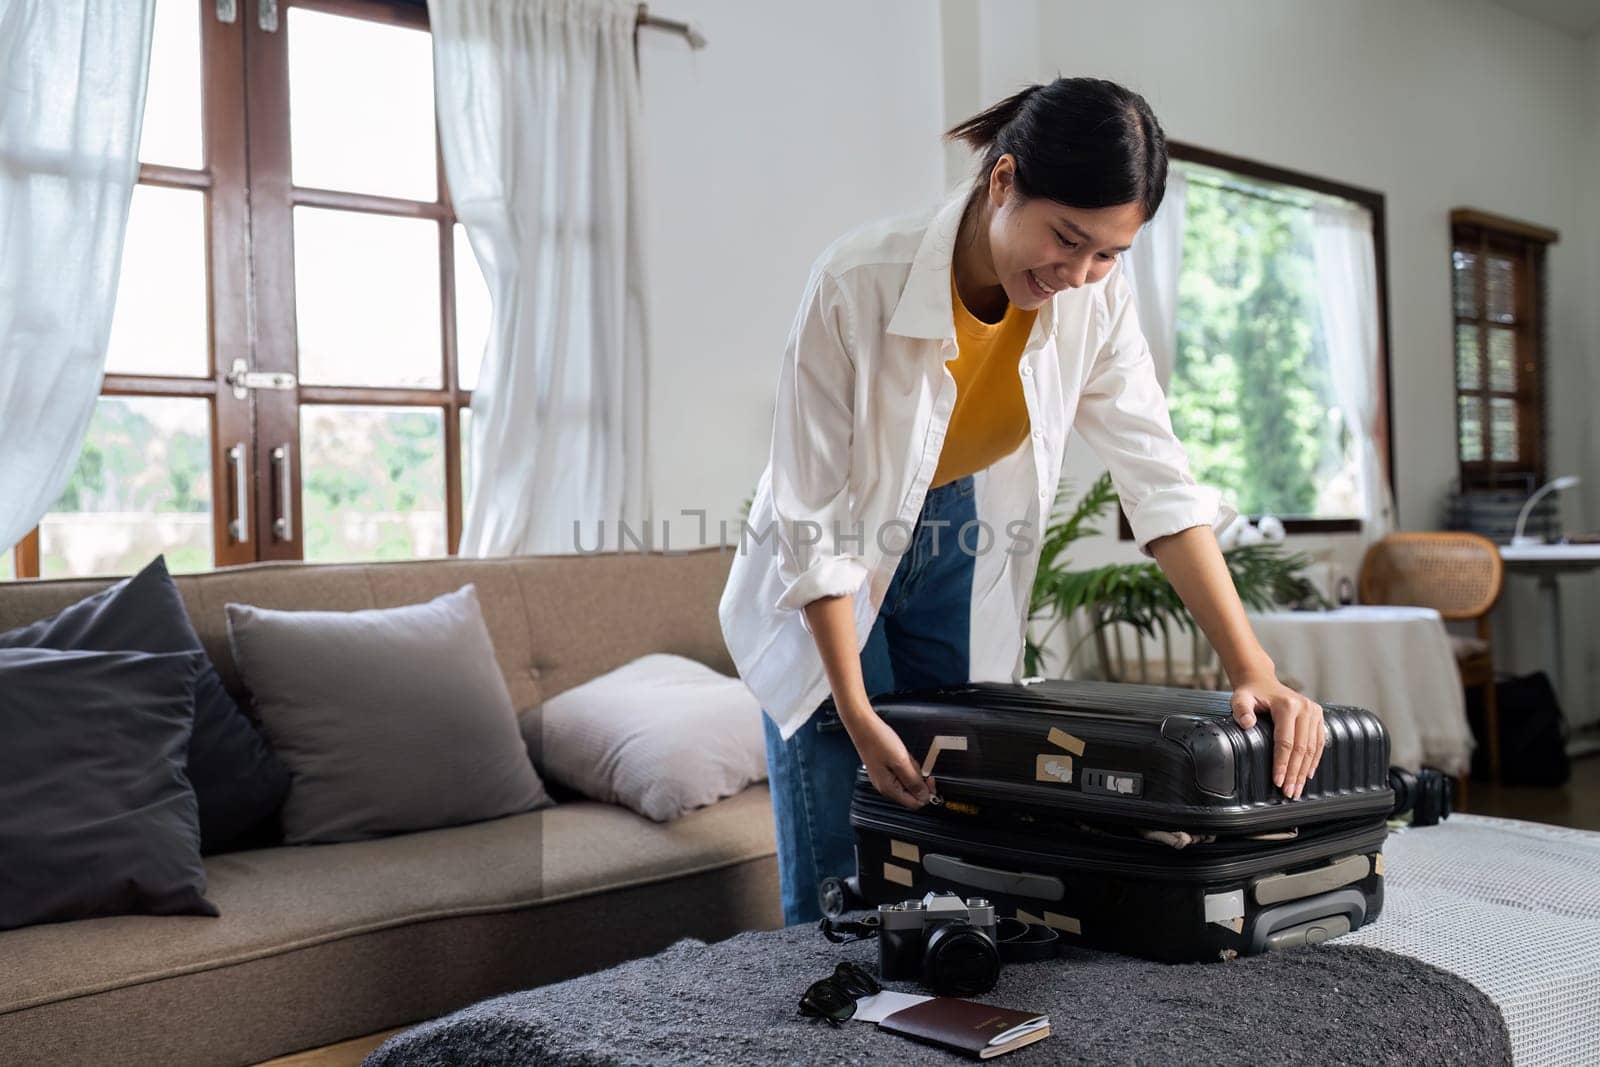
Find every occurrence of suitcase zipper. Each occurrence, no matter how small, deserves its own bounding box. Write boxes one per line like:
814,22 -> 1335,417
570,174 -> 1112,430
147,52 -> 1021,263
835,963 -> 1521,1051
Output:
854,792 -> 1389,883
933,774 -> 1394,834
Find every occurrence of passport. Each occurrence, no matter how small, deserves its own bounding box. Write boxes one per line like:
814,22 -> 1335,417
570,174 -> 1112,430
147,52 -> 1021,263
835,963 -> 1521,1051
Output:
878,997 -> 1050,1059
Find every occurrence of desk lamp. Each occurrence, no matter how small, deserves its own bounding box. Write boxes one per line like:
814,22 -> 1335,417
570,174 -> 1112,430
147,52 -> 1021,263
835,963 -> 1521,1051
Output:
1511,475 -> 1580,546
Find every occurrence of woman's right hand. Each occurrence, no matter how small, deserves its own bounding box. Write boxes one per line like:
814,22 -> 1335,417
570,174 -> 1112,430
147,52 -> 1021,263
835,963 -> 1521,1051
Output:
838,701 -> 934,810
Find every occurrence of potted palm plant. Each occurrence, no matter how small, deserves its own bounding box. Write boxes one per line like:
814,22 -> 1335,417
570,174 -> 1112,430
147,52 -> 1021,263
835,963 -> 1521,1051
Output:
1025,473 -> 1327,685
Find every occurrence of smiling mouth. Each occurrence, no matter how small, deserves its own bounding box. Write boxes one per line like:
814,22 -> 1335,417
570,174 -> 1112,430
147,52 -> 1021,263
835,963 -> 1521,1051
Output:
1028,270 -> 1060,297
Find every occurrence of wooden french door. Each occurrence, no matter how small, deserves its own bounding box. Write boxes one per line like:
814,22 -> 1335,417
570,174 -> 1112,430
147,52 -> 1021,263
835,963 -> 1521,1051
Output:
6,0 -> 478,581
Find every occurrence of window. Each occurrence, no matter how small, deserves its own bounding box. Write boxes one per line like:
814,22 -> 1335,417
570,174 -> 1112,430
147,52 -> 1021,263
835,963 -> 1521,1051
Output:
4,0 -> 487,581
1123,144 -> 1391,539
1450,209 -> 1555,492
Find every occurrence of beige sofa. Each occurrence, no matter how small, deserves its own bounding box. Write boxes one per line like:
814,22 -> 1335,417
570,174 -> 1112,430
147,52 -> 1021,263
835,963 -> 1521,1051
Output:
0,547 -> 783,1067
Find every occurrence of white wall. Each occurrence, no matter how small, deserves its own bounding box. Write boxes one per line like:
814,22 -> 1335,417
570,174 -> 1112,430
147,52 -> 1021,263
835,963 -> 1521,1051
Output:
936,0 -> 1599,723
1585,29 -> 1600,536
1579,28 -> 1600,726
636,0 -> 945,549
1588,31 -> 1600,537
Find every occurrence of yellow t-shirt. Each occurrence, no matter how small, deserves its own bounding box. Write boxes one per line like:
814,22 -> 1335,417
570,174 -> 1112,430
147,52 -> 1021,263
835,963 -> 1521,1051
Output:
930,276 -> 1039,488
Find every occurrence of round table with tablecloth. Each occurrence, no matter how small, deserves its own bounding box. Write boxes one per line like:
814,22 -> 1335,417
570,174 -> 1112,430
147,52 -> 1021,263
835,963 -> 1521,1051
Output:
1245,605 -> 1474,773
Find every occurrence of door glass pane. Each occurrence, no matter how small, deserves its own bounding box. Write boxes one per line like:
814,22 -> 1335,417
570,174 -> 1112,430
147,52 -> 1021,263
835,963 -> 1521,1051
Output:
1,548 -> 14,581
39,397 -> 214,578
1486,256 -> 1515,323
460,406 -> 474,495
1451,249 -> 1477,319
106,185 -> 210,378
1489,397 -> 1517,462
1454,325 -> 1479,391
454,224 -> 490,392
1487,328 -> 1516,392
301,406 -> 445,563
1458,396 -> 1483,462
139,0 -> 203,169
287,8 -> 437,201
294,207 -> 441,388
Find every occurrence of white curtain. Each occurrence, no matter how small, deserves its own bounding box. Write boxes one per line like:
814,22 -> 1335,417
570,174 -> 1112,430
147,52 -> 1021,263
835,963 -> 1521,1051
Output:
430,0 -> 651,557
1123,168 -> 1188,389
0,0 -> 155,555
1312,201 -> 1394,541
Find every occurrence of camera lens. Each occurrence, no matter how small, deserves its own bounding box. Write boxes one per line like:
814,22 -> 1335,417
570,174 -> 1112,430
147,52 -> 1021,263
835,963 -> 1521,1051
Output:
921,923 -> 1001,997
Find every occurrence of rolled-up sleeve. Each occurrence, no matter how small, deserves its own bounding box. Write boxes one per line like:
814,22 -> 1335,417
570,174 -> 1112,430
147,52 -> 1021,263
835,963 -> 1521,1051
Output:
769,268 -> 870,626
1074,267 -> 1237,557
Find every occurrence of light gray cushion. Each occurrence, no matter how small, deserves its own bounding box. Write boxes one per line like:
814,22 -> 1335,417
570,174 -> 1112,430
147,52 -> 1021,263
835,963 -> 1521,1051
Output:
225,585 -> 550,844
526,653 -> 766,822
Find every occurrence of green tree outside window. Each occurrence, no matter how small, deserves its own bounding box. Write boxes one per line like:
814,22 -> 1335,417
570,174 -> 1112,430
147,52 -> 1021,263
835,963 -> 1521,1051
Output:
1170,176 -> 1352,519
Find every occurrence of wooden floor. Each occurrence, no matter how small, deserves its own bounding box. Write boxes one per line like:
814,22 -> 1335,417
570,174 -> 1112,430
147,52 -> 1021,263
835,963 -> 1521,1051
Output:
1456,752 -> 1600,831
257,1028 -> 404,1067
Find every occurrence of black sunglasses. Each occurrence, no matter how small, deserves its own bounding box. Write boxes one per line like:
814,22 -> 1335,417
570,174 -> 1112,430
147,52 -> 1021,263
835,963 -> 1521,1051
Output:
798,961 -> 881,1027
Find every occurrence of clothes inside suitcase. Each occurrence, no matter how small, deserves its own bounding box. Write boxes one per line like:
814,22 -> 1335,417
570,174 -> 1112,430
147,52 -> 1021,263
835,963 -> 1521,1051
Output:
845,678 -> 1393,962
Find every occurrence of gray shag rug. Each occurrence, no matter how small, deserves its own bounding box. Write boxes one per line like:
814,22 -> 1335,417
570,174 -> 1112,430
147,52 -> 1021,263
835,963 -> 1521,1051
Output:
364,922 -> 1510,1066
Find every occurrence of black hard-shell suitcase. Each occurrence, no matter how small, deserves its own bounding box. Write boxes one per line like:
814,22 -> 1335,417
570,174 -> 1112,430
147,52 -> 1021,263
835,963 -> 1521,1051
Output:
847,678 -> 1393,962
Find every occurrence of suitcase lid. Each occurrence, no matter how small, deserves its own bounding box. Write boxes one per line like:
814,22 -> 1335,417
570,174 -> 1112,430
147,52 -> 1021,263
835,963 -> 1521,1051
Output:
870,678 -> 1393,832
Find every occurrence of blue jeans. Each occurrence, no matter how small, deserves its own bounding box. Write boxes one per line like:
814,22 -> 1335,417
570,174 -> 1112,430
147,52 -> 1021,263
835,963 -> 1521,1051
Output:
761,474 -> 977,926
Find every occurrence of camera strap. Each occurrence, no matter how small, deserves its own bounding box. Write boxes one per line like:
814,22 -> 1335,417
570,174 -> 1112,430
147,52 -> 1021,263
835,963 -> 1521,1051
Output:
819,914 -> 881,945
995,917 -> 1061,963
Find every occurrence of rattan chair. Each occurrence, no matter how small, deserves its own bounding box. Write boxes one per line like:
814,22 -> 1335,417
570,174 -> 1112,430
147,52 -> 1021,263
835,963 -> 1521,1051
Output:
1358,532 -> 1504,782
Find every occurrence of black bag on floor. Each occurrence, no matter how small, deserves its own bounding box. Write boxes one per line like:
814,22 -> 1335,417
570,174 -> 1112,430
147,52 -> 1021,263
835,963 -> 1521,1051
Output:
846,679 -> 1393,963
1466,671 -> 1571,786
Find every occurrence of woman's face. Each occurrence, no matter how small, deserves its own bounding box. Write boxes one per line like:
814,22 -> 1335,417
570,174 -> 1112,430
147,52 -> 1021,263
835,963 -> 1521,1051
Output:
984,154 -> 1146,309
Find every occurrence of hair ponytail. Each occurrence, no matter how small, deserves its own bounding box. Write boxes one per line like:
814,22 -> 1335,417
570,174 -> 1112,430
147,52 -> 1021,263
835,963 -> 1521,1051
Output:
945,77 -> 1168,220
944,85 -> 1042,156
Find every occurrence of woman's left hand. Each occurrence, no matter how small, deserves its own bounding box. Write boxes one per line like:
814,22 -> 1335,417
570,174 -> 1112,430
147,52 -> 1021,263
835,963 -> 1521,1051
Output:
1229,675 -> 1325,800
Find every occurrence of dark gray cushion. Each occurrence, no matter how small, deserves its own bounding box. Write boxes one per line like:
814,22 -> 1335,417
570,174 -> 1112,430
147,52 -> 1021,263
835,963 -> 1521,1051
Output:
0,647 -> 219,930
0,556 -> 289,853
224,584 -> 551,844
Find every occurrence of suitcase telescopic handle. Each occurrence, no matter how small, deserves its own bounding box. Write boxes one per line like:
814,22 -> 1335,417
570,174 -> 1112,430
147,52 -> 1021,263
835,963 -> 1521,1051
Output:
922,853 -> 1066,902
1246,888 -> 1368,954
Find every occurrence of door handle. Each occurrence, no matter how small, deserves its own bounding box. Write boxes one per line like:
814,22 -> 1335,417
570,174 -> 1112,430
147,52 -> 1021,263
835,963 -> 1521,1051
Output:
227,443 -> 249,544
271,444 -> 293,542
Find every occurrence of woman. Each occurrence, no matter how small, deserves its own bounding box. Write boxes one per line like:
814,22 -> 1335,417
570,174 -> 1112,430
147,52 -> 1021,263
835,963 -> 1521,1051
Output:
718,78 -> 1325,927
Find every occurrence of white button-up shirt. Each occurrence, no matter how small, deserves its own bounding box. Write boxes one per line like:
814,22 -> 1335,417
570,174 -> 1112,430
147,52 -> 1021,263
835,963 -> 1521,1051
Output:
719,191 -> 1234,740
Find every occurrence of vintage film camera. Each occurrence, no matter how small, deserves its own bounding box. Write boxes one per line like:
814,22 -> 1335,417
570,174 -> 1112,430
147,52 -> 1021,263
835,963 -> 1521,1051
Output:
877,891 -> 1001,996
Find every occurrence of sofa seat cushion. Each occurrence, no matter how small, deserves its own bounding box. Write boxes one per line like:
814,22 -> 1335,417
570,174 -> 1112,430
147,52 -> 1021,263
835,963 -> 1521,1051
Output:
0,786 -> 776,1017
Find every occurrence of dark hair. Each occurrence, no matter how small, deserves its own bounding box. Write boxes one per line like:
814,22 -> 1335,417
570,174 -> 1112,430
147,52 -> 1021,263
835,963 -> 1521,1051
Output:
945,78 -> 1168,220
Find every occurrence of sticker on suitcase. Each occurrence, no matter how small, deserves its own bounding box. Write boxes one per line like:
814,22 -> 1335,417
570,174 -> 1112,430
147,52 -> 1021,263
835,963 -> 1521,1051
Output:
1046,727 -> 1086,756
920,734 -> 968,776
1034,754 -> 1074,784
